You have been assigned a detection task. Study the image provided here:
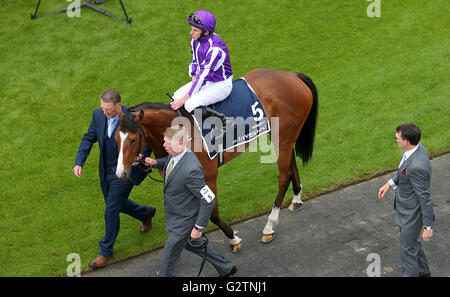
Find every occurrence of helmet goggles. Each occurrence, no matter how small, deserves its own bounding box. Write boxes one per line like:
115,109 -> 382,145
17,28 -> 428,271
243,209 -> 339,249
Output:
187,13 -> 211,32
188,13 -> 203,26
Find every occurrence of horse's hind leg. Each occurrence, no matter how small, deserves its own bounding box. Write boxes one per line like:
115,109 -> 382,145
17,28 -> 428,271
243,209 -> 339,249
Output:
288,149 -> 304,212
261,147 -> 292,243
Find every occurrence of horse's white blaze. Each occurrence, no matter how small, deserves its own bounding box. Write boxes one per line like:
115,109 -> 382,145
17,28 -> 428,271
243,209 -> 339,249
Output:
116,131 -> 128,178
262,206 -> 280,235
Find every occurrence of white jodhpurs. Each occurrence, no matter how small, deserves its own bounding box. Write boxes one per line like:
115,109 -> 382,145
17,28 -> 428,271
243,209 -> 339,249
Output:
173,77 -> 233,113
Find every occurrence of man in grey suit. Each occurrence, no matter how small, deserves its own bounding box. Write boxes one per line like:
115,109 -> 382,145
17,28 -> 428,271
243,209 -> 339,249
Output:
378,123 -> 434,277
145,125 -> 236,277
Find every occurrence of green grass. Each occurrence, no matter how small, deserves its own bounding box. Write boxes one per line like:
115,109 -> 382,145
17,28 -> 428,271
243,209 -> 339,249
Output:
0,0 -> 449,276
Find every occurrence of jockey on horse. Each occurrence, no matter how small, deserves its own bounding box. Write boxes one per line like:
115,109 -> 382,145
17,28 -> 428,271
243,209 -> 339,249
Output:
170,10 -> 234,136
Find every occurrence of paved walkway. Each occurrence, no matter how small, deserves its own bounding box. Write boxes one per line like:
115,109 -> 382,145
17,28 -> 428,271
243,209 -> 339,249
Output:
84,153 -> 449,277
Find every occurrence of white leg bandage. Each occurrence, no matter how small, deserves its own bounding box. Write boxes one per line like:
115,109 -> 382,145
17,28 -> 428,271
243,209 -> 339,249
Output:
262,206 -> 280,235
229,231 -> 242,245
292,192 -> 303,204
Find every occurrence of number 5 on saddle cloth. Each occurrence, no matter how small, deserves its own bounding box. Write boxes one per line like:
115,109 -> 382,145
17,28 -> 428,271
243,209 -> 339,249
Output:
30,0 -> 132,24
191,78 -> 271,163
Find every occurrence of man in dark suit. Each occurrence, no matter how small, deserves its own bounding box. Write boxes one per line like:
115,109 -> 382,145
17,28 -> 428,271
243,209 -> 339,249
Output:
144,125 -> 236,277
378,123 -> 434,277
74,89 -> 156,268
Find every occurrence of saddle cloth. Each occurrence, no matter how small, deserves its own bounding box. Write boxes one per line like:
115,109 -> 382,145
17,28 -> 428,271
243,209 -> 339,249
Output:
191,78 -> 270,160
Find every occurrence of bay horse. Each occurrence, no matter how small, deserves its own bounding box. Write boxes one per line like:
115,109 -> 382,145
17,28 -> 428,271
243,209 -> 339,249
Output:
115,69 -> 318,252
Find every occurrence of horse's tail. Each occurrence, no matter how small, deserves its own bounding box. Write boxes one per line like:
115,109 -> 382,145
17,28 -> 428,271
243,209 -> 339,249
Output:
295,72 -> 318,165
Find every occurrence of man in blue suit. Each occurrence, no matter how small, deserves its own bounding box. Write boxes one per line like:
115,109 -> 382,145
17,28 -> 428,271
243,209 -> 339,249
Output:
74,89 -> 156,268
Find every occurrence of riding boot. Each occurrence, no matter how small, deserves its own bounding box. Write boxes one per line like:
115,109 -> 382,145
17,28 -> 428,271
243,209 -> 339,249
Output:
204,106 -> 236,133
194,106 -> 235,138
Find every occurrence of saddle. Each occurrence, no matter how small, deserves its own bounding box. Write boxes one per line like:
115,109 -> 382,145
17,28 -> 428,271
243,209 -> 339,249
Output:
190,78 -> 271,161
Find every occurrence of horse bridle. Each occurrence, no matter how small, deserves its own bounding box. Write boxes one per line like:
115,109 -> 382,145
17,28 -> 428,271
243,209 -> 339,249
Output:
130,123 -> 150,166
119,120 -> 163,182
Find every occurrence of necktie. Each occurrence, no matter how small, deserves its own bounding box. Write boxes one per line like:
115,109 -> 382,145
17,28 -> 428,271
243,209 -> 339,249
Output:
399,153 -> 406,168
165,159 -> 174,181
108,117 -> 116,138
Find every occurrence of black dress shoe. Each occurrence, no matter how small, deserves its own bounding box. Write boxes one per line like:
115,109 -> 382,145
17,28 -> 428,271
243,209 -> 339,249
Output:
221,265 -> 237,277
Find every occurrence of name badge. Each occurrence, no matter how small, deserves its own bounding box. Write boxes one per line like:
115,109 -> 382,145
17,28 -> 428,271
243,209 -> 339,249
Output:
200,185 -> 215,203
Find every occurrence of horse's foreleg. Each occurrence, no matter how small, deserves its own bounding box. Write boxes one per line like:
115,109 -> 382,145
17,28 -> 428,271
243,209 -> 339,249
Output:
210,204 -> 242,253
208,181 -> 243,253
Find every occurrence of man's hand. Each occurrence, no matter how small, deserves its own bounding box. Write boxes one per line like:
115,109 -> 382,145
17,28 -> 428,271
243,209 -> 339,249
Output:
378,182 -> 391,200
190,227 -> 202,240
73,165 -> 82,178
132,154 -> 144,166
144,157 -> 157,167
170,94 -> 189,110
422,228 -> 433,242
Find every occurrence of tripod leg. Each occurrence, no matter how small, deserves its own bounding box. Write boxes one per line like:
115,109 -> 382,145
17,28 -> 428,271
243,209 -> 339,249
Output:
86,1 -> 132,24
30,1 -> 87,20
119,0 -> 132,24
30,0 -> 42,19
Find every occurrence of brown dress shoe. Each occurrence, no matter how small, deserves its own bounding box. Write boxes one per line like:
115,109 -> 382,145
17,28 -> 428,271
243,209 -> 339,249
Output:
88,255 -> 113,269
140,207 -> 156,232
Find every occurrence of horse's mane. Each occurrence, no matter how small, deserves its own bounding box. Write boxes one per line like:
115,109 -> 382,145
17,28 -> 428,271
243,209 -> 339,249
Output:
128,102 -> 171,112
119,102 -> 170,133
120,101 -> 193,132
120,111 -> 139,133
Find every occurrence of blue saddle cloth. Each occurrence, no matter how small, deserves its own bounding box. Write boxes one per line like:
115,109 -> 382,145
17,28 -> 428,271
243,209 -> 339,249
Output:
191,78 -> 271,160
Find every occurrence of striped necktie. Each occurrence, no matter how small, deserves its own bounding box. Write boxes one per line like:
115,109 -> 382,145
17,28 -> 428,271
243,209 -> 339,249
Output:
165,159 -> 174,181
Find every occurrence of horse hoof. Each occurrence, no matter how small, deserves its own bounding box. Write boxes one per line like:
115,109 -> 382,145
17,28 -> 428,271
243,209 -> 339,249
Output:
260,233 -> 274,243
230,241 -> 242,253
288,202 -> 303,212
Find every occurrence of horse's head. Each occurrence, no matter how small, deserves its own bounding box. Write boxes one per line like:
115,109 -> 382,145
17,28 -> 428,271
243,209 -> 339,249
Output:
115,109 -> 146,181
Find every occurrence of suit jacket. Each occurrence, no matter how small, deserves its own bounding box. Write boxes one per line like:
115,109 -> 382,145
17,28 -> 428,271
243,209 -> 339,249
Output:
155,149 -> 214,236
392,143 -> 434,228
74,105 -> 151,195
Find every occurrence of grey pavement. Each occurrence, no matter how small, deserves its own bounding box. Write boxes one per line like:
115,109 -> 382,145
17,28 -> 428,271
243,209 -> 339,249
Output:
83,153 -> 450,277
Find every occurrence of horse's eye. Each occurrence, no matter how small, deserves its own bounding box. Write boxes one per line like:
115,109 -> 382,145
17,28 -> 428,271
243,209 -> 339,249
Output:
130,138 -> 137,144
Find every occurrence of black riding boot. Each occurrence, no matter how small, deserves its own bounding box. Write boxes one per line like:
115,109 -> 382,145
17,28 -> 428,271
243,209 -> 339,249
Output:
194,106 -> 235,137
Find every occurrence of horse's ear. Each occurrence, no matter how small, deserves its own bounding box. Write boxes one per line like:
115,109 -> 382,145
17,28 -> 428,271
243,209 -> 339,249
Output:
139,110 -> 144,122
116,103 -> 124,119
